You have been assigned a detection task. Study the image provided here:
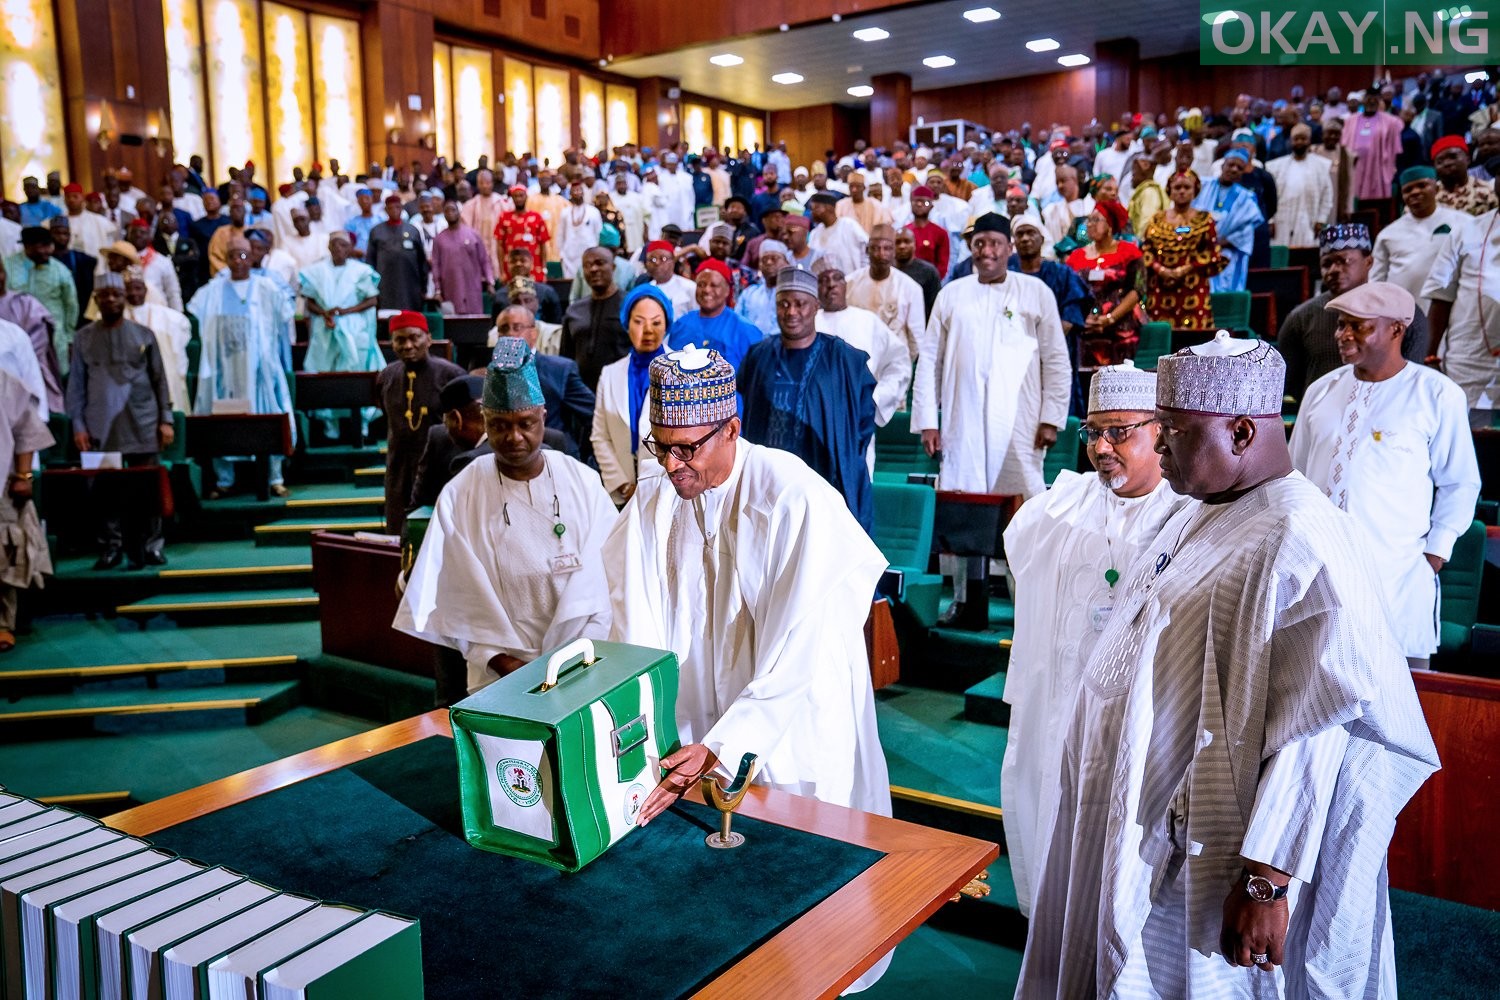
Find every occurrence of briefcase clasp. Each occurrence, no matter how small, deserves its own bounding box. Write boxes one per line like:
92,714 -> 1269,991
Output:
612,714 -> 648,758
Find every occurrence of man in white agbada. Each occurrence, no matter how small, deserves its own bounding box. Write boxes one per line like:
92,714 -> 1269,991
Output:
298,231 -> 383,376
1371,167 -> 1469,313
815,266 -> 912,463
807,192 -> 870,276
912,212 -> 1070,628
846,224 -> 926,359
123,269 -> 191,413
395,337 -> 615,694
1017,332 -> 1440,999
655,153 -> 696,232
607,346 -> 891,832
187,236 -> 296,497
1263,123 -> 1333,248
556,179 -> 604,280
1421,172 -> 1500,418
1000,361 -> 1184,918
1289,282 -> 1480,669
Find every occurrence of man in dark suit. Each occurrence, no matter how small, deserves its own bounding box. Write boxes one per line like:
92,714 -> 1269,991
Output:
489,248 -> 563,323
494,304 -> 594,456
48,217 -> 94,322
408,375 -> 491,510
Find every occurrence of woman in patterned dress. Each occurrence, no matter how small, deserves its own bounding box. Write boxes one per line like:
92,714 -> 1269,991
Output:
1139,171 -> 1227,332
1065,200 -> 1145,366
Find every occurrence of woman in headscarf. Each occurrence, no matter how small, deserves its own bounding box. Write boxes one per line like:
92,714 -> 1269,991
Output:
589,284 -> 671,505
1138,170 -> 1226,332
1064,199 -> 1144,365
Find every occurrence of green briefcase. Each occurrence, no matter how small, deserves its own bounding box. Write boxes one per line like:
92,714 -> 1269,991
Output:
450,638 -> 681,872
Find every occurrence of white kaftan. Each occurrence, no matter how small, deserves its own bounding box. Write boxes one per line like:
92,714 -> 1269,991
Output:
1370,205 -> 1469,312
1000,471 -> 1185,916
816,306 -> 912,427
912,272 -> 1071,499
125,302 -> 192,413
557,203 -> 604,280
603,440 -> 891,817
808,218 -> 870,276
1421,210 -> 1500,409
394,451 -> 616,693
1017,474 -> 1439,1000
0,319 -> 47,425
1289,363 -> 1480,656
1264,154 -> 1334,248
846,266 -> 925,359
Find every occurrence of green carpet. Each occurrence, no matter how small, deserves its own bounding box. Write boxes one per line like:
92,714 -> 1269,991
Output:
876,685 -> 1004,807
864,924 -> 1022,997
50,541 -> 314,578
0,705 -> 373,800
0,618 -> 322,672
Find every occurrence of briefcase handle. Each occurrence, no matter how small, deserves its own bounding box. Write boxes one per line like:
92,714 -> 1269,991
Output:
539,638 -> 597,692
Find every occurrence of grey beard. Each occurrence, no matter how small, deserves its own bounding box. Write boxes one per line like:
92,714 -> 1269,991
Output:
1100,470 -> 1128,491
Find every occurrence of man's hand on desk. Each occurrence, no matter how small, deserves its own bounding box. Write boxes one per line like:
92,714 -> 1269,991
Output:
638,743 -> 719,827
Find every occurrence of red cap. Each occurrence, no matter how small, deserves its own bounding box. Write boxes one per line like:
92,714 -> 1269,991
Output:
645,240 -> 674,254
311,161 -> 323,171
695,258 -> 735,305
910,185 -> 935,199
1432,135 -> 1469,159
128,218 -> 151,229
508,185 -> 527,195
278,183 -> 293,196
62,182 -> 83,195
244,160 -> 255,169
85,191 -> 103,202
390,310 -> 428,333
384,194 -> 403,206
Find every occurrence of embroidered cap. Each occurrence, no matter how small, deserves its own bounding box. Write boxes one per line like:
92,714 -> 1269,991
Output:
1088,359 -> 1157,414
483,337 -> 545,412
1318,223 -> 1371,254
649,347 -> 737,427
774,266 -> 819,298
1156,330 -> 1285,418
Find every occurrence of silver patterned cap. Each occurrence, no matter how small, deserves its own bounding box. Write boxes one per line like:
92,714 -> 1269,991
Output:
1157,331 -> 1285,418
1088,360 -> 1157,414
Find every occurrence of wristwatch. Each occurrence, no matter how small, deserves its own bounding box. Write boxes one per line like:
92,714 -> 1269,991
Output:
1242,868 -> 1289,902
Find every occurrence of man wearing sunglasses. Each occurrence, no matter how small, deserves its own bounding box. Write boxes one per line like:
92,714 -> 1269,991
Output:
997,360 -> 1186,918
604,346 -> 891,835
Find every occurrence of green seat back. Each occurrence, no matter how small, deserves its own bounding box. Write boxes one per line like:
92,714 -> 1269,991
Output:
423,311 -> 445,341
1135,322 -> 1173,369
159,411 -> 188,463
1438,519 -> 1486,654
1044,415 -> 1081,485
1269,245 -> 1289,268
874,410 -> 938,478
1211,291 -> 1252,332
872,483 -> 935,570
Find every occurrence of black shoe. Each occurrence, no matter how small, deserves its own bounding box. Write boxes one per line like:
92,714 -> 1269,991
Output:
93,550 -> 124,571
125,559 -> 145,572
142,551 -> 167,566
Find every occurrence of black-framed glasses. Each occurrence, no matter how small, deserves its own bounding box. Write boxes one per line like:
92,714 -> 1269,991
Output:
642,418 -> 730,462
1079,418 -> 1156,445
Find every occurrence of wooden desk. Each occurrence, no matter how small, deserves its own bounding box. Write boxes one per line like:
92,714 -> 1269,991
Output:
309,531 -> 442,680
105,712 -> 996,998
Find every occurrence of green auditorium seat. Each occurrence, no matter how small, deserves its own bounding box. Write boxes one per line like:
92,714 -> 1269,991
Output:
1269,245 -> 1289,268
872,482 -> 943,628
1439,519 -> 1486,657
1135,322 -> 1172,369
1044,416 -> 1080,485
1211,291 -> 1252,334
874,410 -> 938,485
423,311 -> 445,340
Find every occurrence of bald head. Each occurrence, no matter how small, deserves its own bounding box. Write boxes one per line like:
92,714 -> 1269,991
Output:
495,304 -> 539,347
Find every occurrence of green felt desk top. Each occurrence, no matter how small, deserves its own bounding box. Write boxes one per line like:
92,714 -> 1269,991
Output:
147,736 -> 884,999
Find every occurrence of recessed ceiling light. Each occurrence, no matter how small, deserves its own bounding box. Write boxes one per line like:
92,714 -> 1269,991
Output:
922,55 -> 956,69
852,27 -> 889,42
771,72 -> 804,85
963,7 -> 1001,22
1025,37 -> 1060,52
709,53 -> 743,67
847,85 -> 874,98
1058,53 -> 1090,67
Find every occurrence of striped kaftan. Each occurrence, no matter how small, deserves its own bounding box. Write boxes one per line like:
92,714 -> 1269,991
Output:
1016,473 -> 1439,999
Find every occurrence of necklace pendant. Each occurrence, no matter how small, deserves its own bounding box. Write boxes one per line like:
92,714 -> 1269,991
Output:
554,523 -> 566,537
1105,567 -> 1120,587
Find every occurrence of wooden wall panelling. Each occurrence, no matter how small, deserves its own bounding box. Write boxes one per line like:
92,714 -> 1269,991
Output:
1092,38 -> 1139,129
55,0 -> 174,192
870,74 -> 912,151
768,104 -> 867,176
911,68 -> 1096,137
362,2 -> 438,175
633,76 -> 679,151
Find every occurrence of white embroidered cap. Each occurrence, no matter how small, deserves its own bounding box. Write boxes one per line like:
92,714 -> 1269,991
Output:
1088,359 -> 1157,414
1156,330 -> 1285,418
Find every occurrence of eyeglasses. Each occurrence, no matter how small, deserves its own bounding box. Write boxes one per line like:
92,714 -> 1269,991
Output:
1079,418 -> 1156,445
642,418 -> 730,462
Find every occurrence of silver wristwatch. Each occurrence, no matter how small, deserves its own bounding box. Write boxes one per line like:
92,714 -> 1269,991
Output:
1242,868 -> 1289,902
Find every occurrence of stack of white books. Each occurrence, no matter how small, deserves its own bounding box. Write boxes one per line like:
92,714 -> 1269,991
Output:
0,790 -> 422,1000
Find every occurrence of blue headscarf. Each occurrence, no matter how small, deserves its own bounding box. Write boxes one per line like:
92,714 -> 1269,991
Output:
620,284 -> 674,453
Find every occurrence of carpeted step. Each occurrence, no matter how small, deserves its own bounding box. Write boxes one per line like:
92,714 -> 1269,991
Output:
302,654 -> 437,724
295,443 -> 389,483
0,653 -> 301,696
252,517 -> 385,546
963,673 -> 1009,727
283,493 -> 385,517
41,543 -> 316,610
903,628 -> 1011,691
0,679 -> 302,738
114,588 -> 320,627
0,618 -> 321,673
352,465 -> 386,487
